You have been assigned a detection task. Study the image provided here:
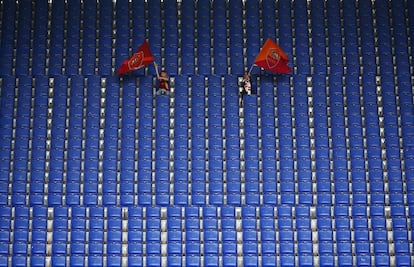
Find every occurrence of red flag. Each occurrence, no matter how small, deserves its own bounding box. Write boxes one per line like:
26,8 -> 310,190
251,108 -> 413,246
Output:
118,41 -> 154,76
253,38 -> 291,74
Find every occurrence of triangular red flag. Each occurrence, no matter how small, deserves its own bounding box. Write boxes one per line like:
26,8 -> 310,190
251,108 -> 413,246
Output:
118,41 -> 155,76
253,38 -> 291,74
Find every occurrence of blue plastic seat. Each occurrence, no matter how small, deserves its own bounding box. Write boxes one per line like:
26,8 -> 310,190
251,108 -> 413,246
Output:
71,230 -> 86,244
373,254 -> 390,267
221,220 -> 236,242
12,255 -> 28,267
70,240 -> 86,255
395,253 -> 411,266
203,241 -> 218,255
88,255 -> 104,267
185,240 -> 200,255
146,241 -> 161,256
88,241 -> 104,255
204,254 -> 219,267
106,254 -> 121,267
222,242 -> 237,259
165,239 -> 181,255
49,254 -> 66,267
186,227 -> 201,244
261,254 -> 277,267
279,229 -> 293,243
279,253 -> 295,266
393,229 -> 408,242
30,254 -> 47,267
165,255 -> 181,267
296,217 -> 310,230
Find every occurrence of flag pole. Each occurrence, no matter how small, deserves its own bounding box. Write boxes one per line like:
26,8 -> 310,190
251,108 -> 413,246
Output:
248,64 -> 255,76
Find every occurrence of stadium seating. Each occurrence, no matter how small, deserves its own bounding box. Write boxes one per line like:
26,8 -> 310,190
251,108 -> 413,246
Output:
0,0 -> 413,265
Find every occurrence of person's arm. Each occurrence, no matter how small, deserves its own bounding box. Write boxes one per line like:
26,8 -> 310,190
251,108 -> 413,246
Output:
160,75 -> 169,81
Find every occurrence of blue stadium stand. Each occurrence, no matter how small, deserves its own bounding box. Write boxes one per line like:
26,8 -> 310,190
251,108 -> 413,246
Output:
1,0 -> 414,265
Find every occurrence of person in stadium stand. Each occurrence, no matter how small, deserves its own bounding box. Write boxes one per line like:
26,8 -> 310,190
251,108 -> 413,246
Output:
240,71 -> 252,105
155,62 -> 170,95
242,71 -> 252,95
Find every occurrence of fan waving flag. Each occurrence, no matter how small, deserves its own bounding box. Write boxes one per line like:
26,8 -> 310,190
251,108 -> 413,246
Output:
253,38 -> 291,74
118,40 -> 154,76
